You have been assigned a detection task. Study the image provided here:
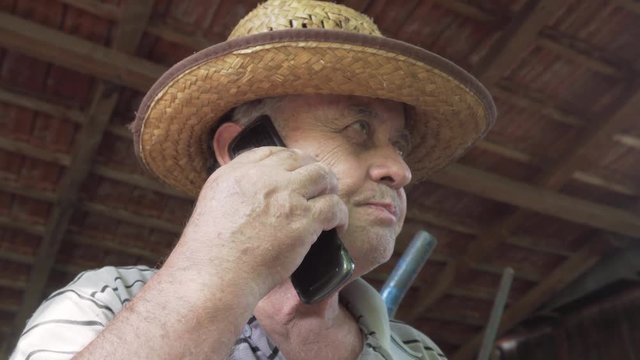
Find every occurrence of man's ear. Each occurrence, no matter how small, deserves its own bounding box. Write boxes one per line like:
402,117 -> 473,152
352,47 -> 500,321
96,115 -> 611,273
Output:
213,122 -> 243,165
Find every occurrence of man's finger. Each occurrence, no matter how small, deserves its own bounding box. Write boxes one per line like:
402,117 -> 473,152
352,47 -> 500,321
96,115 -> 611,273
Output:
290,162 -> 339,199
232,146 -> 288,163
307,194 -> 349,232
263,148 -> 317,171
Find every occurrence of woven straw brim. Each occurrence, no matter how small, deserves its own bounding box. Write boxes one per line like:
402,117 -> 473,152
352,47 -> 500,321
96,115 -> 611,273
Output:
133,30 -> 496,197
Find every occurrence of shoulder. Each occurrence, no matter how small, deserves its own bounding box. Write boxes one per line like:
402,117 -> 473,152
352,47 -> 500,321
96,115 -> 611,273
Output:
10,265 -> 157,360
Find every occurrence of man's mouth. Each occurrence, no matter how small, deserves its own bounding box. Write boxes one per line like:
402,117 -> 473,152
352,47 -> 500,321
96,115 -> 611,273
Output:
361,201 -> 399,219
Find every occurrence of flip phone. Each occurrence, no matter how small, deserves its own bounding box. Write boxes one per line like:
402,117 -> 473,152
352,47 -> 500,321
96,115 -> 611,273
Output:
227,115 -> 355,304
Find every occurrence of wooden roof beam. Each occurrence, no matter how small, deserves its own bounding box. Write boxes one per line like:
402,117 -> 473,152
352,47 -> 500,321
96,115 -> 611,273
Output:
0,137 -> 70,166
4,2 -> 158,355
0,133 -> 188,199
66,233 -> 164,262
475,140 -> 639,196
420,310 -> 487,328
405,207 -> 480,235
0,86 -> 135,140
613,0 -> 640,14
112,0 -> 155,53
474,0 -> 568,84
0,213 -> 162,263
492,83 -> 587,127
432,0 -> 505,24
80,202 -> 182,234
613,133 -> 640,150
0,278 -> 27,291
146,22 -> 211,50
449,2 -> 640,352
0,12 -> 164,92
538,28 -> 632,78
59,0 -> 121,21
0,215 -> 45,237
0,88 -> 85,123
430,163 -> 640,238
451,238 -> 607,360
92,165 -> 192,199
8,82 -> 120,350
408,0 -> 614,341
540,85 -> 640,189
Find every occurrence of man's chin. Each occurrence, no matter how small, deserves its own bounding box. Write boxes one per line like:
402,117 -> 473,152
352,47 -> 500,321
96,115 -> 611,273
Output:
345,235 -> 396,278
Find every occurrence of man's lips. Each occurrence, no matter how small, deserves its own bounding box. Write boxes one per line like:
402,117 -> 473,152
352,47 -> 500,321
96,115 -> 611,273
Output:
361,201 -> 399,218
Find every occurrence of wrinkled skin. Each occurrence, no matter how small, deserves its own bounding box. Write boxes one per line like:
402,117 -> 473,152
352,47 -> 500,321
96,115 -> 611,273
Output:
179,145 -> 349,298
273,95 -> 412,279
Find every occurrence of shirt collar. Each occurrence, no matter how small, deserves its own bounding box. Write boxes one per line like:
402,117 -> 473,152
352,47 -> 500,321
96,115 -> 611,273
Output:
340,278 -> 391,349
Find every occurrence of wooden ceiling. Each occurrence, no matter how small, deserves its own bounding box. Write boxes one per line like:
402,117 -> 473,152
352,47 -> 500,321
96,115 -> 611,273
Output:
0,0 -> 639,358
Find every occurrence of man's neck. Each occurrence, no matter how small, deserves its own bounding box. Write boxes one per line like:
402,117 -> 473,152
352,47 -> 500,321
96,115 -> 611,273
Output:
253,281 -> 363,359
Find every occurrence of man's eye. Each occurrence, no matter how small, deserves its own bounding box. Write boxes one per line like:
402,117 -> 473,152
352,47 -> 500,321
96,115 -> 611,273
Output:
393,134 -> 412,158
349,120 -> 371,135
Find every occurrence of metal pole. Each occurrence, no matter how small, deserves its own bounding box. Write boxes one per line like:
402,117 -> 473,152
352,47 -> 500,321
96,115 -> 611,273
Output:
380,230 -> 437,318
477,267 -> 515,360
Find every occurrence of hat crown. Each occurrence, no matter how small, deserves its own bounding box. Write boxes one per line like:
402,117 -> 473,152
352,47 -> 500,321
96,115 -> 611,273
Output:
228,0 -> 381,39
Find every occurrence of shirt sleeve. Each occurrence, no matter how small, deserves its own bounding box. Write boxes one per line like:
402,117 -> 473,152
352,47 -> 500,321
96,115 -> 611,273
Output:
10,266 -> 156,360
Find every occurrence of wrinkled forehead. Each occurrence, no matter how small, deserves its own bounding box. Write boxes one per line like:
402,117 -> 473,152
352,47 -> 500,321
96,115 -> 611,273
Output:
277,94 -> 408,129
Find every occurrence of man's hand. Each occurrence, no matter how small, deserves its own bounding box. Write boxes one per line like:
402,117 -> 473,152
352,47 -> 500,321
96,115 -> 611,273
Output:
72,147 -> 348,360
170,146 -> 349,303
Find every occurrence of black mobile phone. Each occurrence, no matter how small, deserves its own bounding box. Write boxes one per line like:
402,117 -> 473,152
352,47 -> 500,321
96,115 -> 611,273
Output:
228,115 -> 355,304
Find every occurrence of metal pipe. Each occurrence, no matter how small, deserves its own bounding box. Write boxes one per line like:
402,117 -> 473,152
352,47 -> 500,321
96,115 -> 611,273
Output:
380,230 -> 437,318
477,267 -> 515,360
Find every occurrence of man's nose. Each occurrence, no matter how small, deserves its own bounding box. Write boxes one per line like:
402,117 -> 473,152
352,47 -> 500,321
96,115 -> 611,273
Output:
368,146 -> 412,189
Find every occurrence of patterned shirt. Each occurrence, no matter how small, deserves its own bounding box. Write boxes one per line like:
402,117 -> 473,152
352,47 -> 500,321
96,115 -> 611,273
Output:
11,266 -> 446,359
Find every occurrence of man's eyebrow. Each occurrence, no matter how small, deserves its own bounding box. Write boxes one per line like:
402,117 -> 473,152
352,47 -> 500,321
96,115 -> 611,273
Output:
347,105 -> 377,119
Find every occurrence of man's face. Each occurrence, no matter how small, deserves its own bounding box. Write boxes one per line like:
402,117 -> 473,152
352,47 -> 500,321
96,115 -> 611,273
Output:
275,95 -> 412,277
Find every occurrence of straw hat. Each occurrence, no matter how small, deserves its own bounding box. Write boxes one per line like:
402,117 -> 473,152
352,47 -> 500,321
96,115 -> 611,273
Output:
132,0 -> 496,197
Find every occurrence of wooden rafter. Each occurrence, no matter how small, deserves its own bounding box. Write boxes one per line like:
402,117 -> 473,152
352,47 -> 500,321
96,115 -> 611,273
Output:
6,82 -> 119,352
406,0 -> 613,350
430,163 -> 640,237
0,12 -> 164,92
0,176 -> 183,237
79,202 -> 182,234
473,0 -> 569,85
0,132 -> 185,200
59,0 -> 121,21
492,83 -> 587,127
0,137 -> 71,166
540,85 -> 640,189
0,212 -> 162,265
433,0 -> 506,24
0,215 -> 45,237
412,0 -> 640,355
537,28 -> 628,78
613,0 -> 640,14
451,238 -> 608,360
2,1 -> 157,355
0,88 -> 85,123
66,233 -> 163,262
92,165 -> 191,199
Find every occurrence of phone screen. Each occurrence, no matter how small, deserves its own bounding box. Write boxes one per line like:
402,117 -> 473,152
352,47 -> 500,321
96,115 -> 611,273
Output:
227,115 -> 354,304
